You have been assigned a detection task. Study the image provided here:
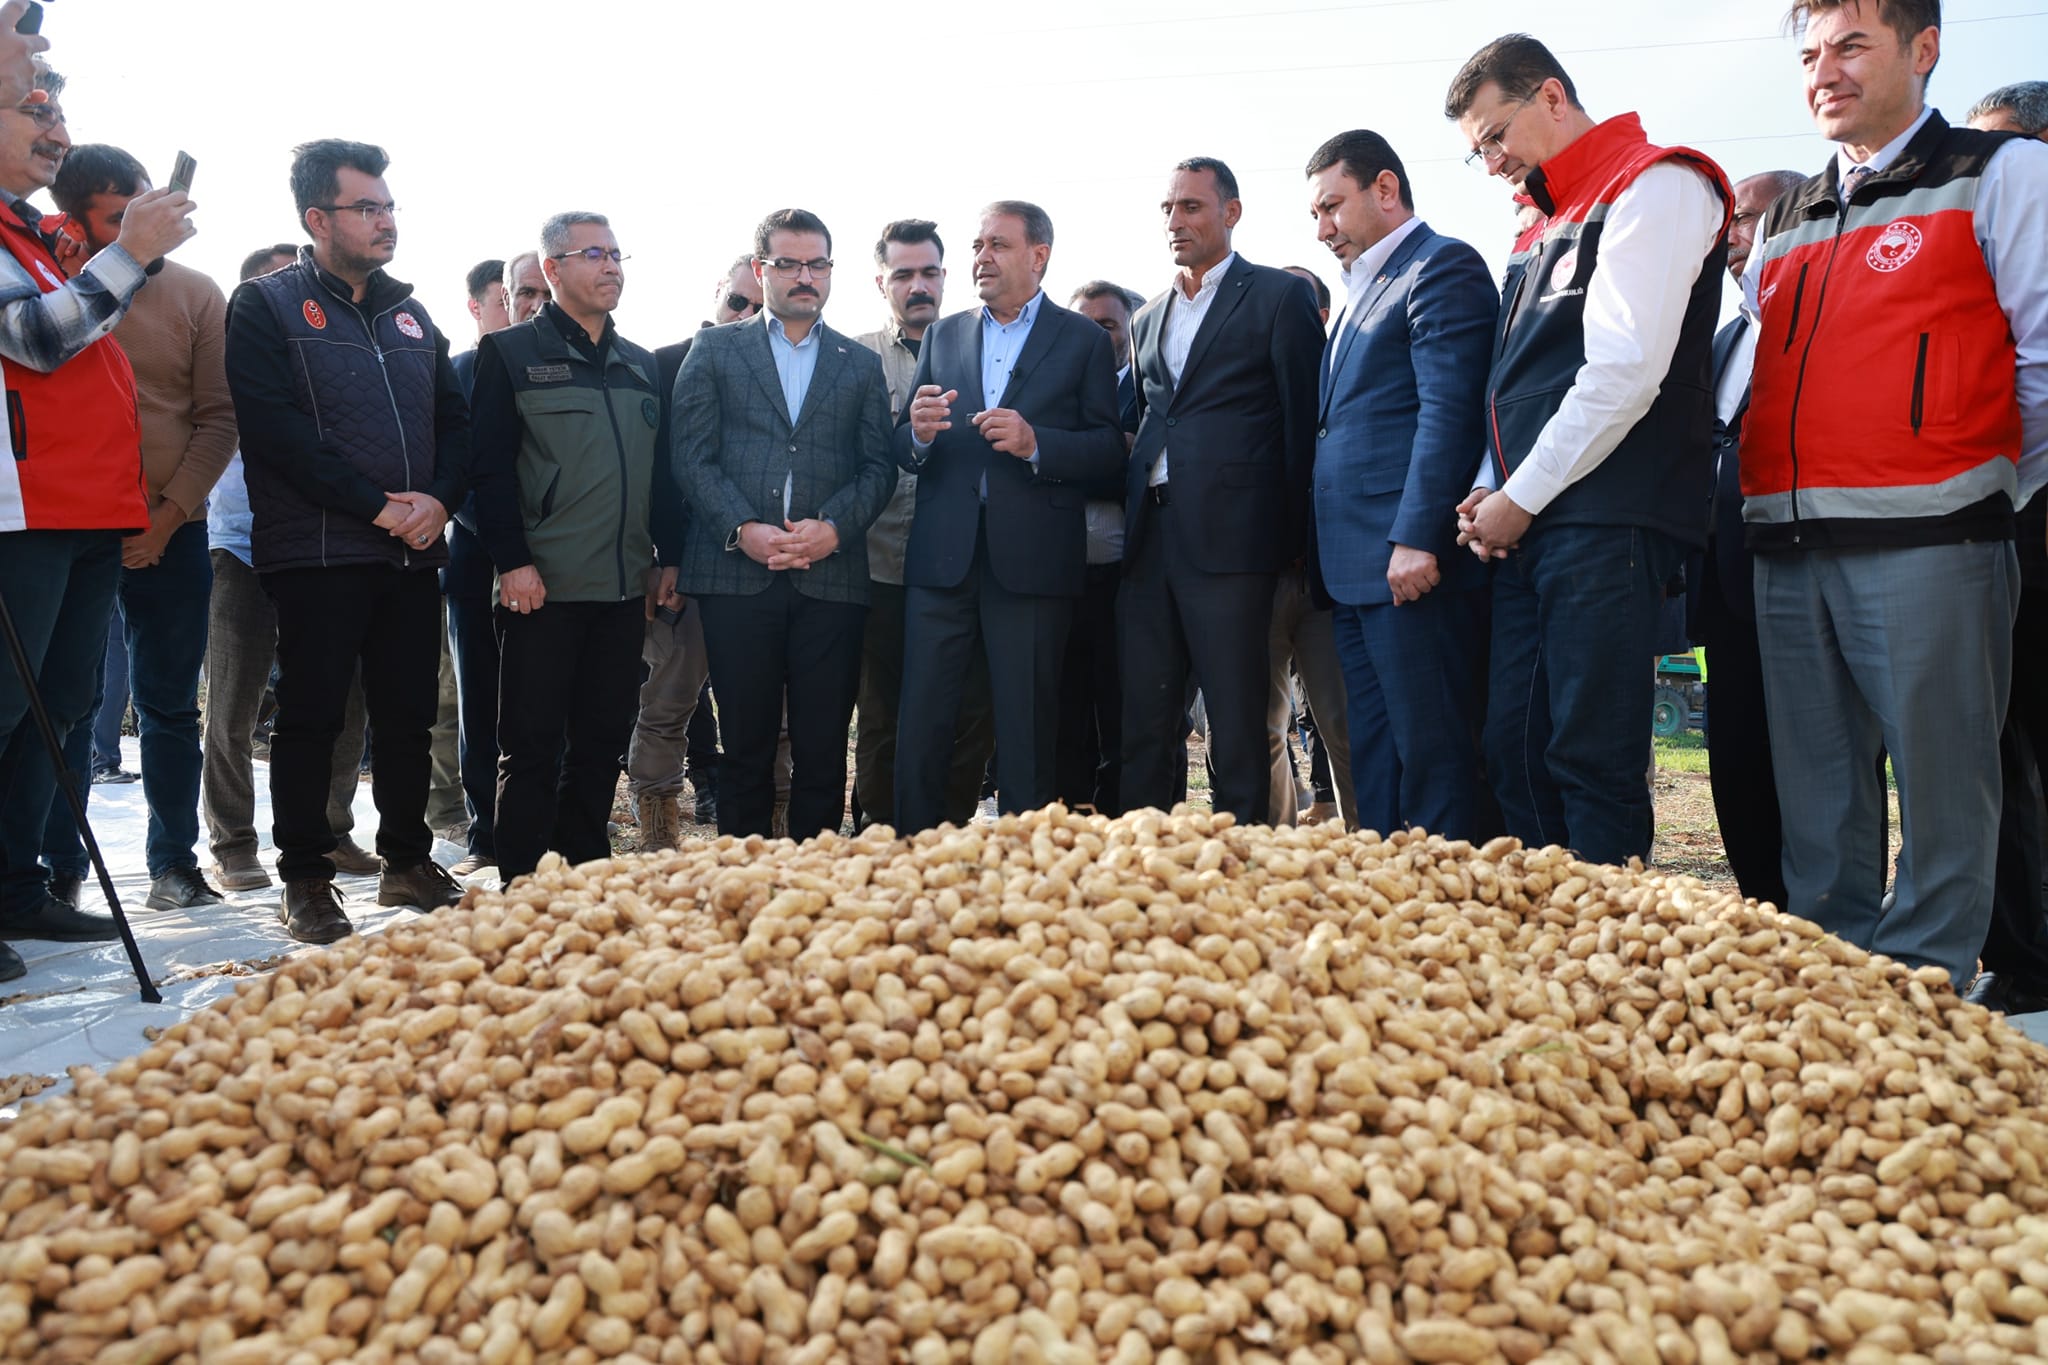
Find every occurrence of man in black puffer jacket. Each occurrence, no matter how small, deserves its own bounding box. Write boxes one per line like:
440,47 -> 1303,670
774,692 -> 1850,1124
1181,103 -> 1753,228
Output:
224,139 -> 471,944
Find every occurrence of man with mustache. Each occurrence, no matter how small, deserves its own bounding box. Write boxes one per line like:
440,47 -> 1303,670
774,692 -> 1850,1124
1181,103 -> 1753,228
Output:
894,201 -> 1125,830
1447,34 -> 1731,866
224,138 -> 471,942
504,251 -> 549,326
852,218 -> 995,830
672,208 -> 895,839
1740,0 -> 2048,994
468,212 -> 673,881
0,62 -> 199,978
1119,158 -> 1326,826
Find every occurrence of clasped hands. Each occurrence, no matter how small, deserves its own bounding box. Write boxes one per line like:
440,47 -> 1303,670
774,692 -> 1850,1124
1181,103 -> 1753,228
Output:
739,518 -> 839,571
909,385 -> 1036,459
1455,489 -> 1532,561
372,491 -> 449,550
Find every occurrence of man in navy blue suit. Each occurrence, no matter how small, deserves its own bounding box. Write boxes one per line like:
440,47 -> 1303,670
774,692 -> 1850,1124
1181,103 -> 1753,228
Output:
1306,130 -> 1498,838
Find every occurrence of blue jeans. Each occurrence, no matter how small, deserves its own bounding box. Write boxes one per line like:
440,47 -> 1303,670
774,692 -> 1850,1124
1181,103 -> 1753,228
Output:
1483,522 -> 1682,865
43,522 -> 213,878
91,610 -> 128,771
0,531 -> 121,917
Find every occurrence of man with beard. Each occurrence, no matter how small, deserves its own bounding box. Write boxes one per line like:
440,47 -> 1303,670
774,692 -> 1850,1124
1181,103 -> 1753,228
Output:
224,139 -> 471,942
0,63 -> 198,977
470,212 -> 673,881
853,219 -> 995,829
672,208 -> 895,839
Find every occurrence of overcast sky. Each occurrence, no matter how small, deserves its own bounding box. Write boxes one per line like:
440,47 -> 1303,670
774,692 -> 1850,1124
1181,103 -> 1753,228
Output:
47,0 -> 2048,345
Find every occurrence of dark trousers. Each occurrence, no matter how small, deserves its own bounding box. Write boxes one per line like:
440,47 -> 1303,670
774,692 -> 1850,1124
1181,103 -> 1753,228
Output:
1696,556 -> 1790,907
92,610 -> 127,771
1119,511 -> 1275,824
1333,585 -> 1489,840
697,576 -> 866,840
0,531 -> 121,917
897,516 -> 1072,831
42,521 -> 212,878
263,564 -> 442,883
854,579 -> 994,829
1485,523 -> 1683,865
1985,582 -> 2048,983
1056,561 -> 1124,815
446,522 -> 499,858
493,598 -> 643,879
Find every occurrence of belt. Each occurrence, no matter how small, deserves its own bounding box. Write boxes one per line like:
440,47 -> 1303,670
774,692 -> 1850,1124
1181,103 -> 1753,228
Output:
1148,483 -> 1171,506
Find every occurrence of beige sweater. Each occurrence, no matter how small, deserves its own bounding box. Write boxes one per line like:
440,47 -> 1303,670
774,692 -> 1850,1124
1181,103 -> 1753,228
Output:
114,258 -> 236,521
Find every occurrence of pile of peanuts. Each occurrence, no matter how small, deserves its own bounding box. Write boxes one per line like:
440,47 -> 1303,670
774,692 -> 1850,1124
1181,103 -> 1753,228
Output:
4,805 -> 2048,1365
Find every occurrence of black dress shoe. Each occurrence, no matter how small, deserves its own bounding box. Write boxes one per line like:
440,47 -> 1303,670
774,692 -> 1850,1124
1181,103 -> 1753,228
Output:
377,859 -> 463,909
0,940 -> 23,983
46,872 -> 82,908
146,866 -> 224,911
0,895 -> 121,942
280,879 -> 353,945
1966,971 -> 2048,1015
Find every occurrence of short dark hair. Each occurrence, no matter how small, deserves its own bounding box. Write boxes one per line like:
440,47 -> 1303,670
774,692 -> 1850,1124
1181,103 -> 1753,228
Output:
1444,34 -> 1580,120
754,208 -> 832,259
239,244 -> 298,283
1069,280 -> 1134,315
1284,267 -> 1331,314
980,200 -> 1054,250
33,66 -> 62,98
1304,129 -> 1415,211
1969,79 -> 2048,135
1784,1 -> 1940,85
50,143 -> 148,217
874,218 -> 943,268
289,139 -> 391,223
464,258 -> 506,301
1174,156 -> 1240,203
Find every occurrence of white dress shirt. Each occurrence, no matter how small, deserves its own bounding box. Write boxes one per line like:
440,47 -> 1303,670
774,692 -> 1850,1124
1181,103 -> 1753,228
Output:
1474,162 -> 1724,506
1149,251 -> 1236,487
1330,218 -> 1425,376
1837,105 -> 2048,500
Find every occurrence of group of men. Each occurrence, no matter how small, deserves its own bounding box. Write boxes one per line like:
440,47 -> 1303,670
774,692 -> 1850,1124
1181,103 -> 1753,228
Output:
1,1 -> 2045,1017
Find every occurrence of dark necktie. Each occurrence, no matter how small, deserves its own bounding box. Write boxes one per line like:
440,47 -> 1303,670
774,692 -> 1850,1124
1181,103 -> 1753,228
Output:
1843,163 -> 1875,199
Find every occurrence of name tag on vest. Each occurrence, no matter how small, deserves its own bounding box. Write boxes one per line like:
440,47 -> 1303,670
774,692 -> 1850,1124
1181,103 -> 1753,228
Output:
526,364 -> 573,384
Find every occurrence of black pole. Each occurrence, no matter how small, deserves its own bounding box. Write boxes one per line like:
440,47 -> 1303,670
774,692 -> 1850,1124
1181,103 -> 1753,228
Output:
0,582 -> 159,1003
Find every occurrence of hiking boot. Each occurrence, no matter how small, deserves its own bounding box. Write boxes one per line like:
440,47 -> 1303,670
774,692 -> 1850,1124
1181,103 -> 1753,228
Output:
212,852 -> 271,892
378,859 -> 463,909
635,790 -> 682,852
46,871 -> 82,908
0,894 -> 121,942
330,836 -> 383,876
449,851 -> 495,878
279,879 -> 352,944
146,866 -> 225,911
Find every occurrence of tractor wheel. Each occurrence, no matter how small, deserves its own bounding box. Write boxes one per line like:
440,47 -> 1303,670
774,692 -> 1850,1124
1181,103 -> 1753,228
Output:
1652,685 -> 1687,740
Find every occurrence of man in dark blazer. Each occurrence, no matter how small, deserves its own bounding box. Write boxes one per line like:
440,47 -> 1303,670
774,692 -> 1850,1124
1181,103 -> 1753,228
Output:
672,209 -> 895,840
1306,131 -> 1498,839
894,201 -> 1125,831
1119,157 -> 1326,824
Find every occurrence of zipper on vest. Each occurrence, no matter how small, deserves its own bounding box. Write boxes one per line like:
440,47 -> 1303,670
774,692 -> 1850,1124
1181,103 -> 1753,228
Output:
360,298 -> 416,568
599,359 -> 631,600
1780,263 -> 1808,353
1910,333 -> 1929,436
1487,261 -> 1536,483
1782,207 -> 1850,540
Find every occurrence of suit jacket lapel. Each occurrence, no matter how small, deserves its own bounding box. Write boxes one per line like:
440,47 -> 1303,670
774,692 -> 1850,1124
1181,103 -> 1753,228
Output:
791,324 -> 849,434
737,315 -> 789,427
1172,257 -> 1252,405
1322,224 -> 1433,422
997,296 -> 1062,407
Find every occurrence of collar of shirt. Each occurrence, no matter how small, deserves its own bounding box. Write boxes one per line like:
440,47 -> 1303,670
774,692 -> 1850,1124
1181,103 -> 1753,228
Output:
542,300 -> 613,360
766,313 -> 824,425
980,289 -> 1044,410
1838,103 -> 1935,180
1342,219 -> 1424,300
1174,251 -> 1237,304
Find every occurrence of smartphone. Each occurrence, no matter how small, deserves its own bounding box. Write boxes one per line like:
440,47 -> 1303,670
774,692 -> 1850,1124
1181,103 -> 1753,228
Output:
168,151 -> 196,196
13,3 -> 42,36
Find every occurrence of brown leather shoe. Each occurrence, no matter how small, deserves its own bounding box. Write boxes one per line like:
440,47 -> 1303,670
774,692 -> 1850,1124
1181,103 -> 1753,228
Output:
279,879 -> 353,944
377,859 -> 463,909
330,835 -> 384,876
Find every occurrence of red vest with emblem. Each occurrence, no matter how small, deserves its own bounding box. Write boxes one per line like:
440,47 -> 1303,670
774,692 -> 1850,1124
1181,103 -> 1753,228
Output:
1741,112 -> 2020,551
0,207 -> 145,533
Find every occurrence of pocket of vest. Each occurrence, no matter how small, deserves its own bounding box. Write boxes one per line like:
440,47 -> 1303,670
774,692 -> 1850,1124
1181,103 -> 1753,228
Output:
1910,333 -> 1928,436
1779,263 -> 1809,353
6,389 -> 22,460
538,467 -> 562,521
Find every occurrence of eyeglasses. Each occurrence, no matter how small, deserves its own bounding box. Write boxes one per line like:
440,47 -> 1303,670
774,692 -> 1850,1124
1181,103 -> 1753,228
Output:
764,256 -> 833,277
13,102 -> 61,130
725,292 -> 761,315
550,247 -> 629,264
318,200 -> 400,223
1464,95 -> 1534,170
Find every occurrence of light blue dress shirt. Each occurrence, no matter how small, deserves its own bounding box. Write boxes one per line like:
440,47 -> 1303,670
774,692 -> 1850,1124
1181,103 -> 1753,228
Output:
766,314 -> 822,426
207,451 -> 254,567
980,289 -> 1042,410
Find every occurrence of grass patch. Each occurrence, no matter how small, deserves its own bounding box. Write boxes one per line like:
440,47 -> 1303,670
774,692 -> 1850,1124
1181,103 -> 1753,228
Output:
1654,732 -> 1710,775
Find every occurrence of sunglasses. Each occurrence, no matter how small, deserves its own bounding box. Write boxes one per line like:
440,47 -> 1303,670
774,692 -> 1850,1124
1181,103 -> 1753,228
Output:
725,292 -> 761,315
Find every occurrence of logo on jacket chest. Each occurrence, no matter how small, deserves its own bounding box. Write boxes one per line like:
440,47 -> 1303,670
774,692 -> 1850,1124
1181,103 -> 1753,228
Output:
395,311 -> 425,340
1541,246 -> 1585,301
1865,220 -> 1923,273
302,300 -> 327,330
